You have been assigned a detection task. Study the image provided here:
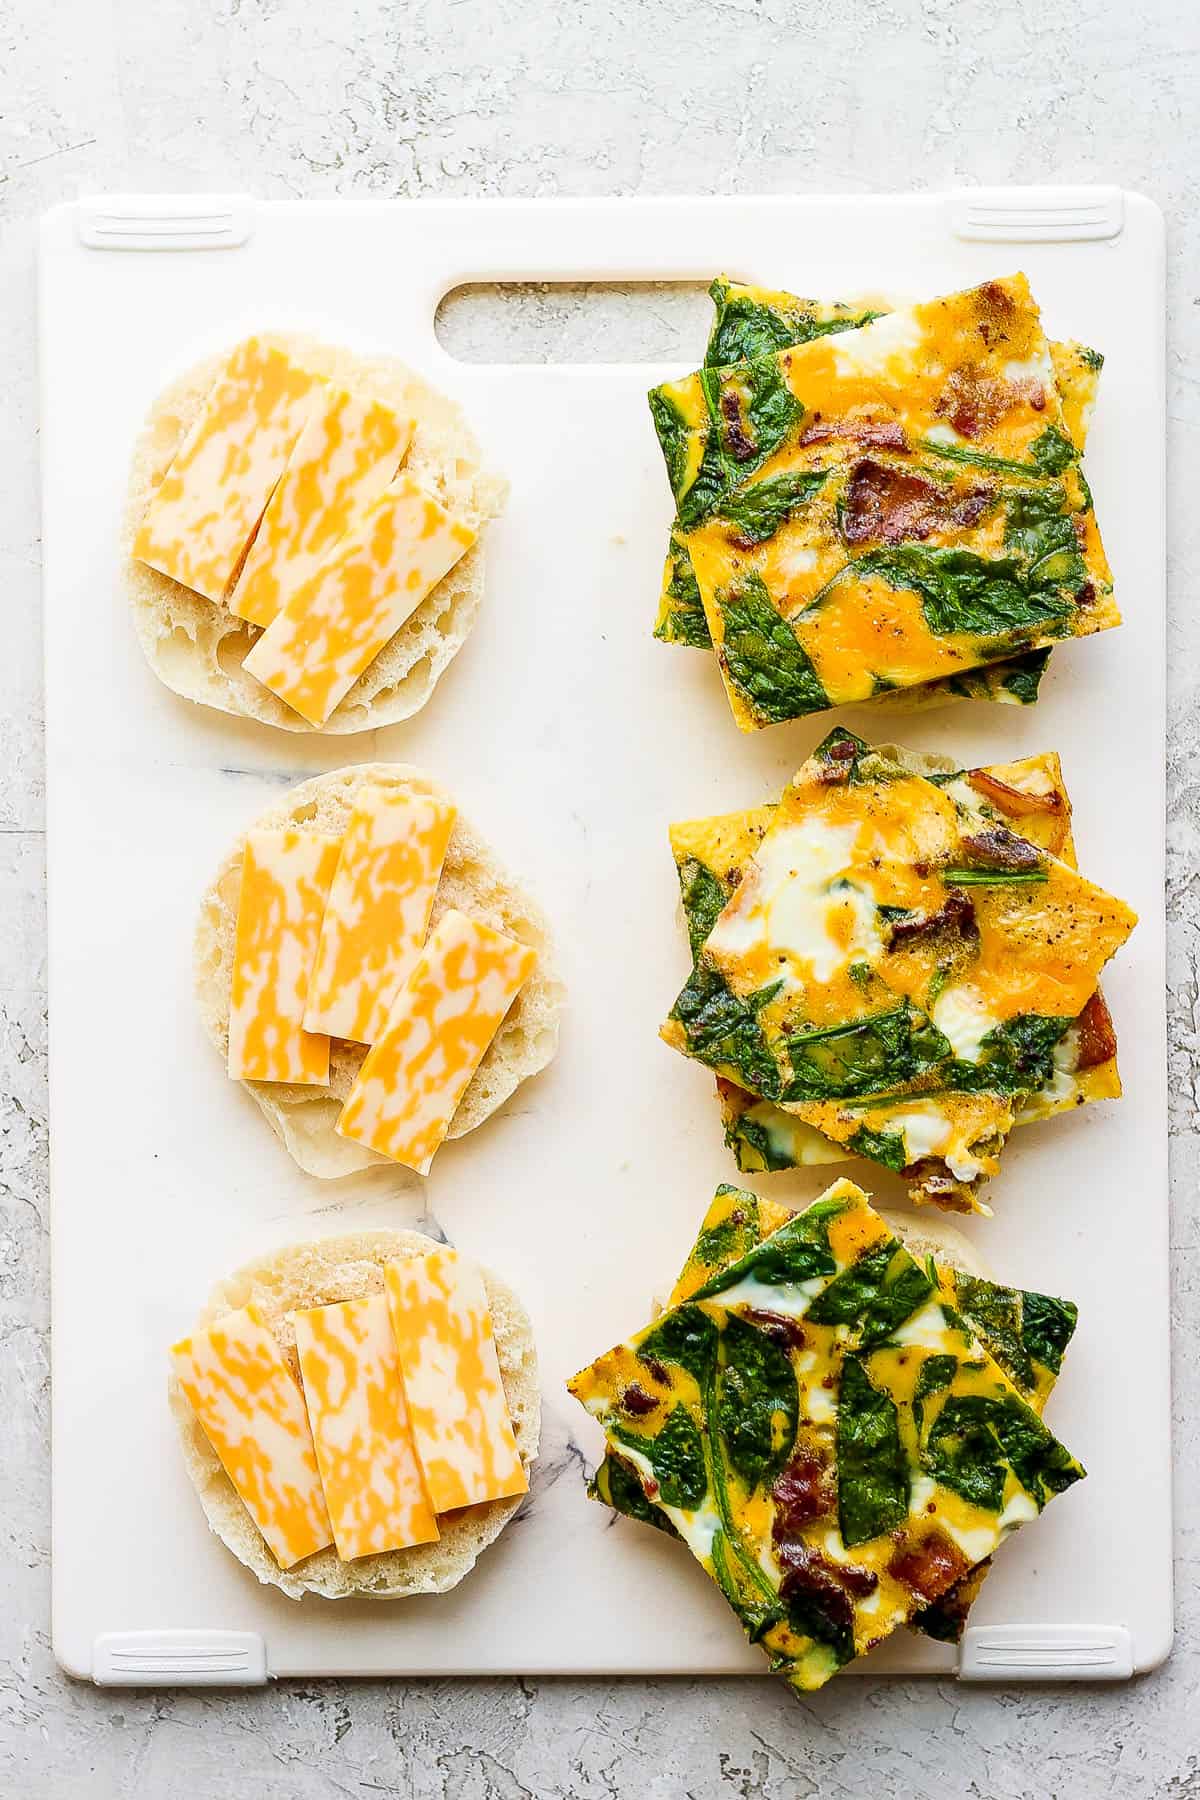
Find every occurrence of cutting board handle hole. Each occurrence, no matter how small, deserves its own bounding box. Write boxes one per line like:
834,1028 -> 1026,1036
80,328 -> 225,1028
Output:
435,280 -> 717,365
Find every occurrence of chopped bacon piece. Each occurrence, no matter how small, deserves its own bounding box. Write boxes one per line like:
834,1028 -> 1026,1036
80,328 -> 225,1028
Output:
840,459 -> 991,548
799,417 -> 908,451
816,735 -> 859,784
771,1446 -> 836,1537
621,1383 -> 659,1417
776,1541 -> 877,1629
841,460 -> 947,546
935,365 -> 1011,440
958,825 -> 1044,872
721,391 -> 755,462
742,1308 -> 806,1349
888,1529 -> 970,1602
1073,990 -> 1118,1071
886,890 -> 978,948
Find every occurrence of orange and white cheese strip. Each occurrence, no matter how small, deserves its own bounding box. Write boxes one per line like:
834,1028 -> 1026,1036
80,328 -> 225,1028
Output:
336,909 -> 536,1174
303,785 -> 457,1046
242,475 -> 477,727
227,829 -> 341,1085
230,386 -> 415,629
293,1293 -> 439,1560
171,1303 -> 332,1568
133,338 -> 319,604
384,1249 -> 527,1511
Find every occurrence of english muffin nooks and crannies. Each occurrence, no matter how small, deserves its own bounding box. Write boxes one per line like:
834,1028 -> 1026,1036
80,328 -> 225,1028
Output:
124,333 -> 507,734
169,1230 -> 539,1599
195,764 -> 563,1178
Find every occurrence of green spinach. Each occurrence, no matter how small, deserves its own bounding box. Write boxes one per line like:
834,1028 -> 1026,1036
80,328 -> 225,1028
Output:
669,961 -> 783,1097
913,1353 -> 958,1435
691,1188 -> 762,1268
656,535 -> 711,648
647,388 -> 692,499
612,1405 -> 708,1510
946,1013 -> 1071,1096
836,1355 -> 910,1547
953,1277 -> 1035,1394
847,1123 -> 908,1174
782,1006 -> 951,1102
808,1240 -> 935,1347
1003,485 -> 1088,596
854,544 -> 1075,641
941,866 -> 1048,887
717,1314 -> 799,1491
716,574 -> 830,722
714,470 -> 827,544
703,356 -> 802,477
1019,1290 -> 1079,1376
925,1392 -> 1084,1513
590,1452 -> 680,1538
637,1303 -> 719,1384
676,857 -> 729,961
689,1211 -> 838,1303
726,1111 -> 800,1174
705,277 -> 879,367
1028,425 -> 1078,476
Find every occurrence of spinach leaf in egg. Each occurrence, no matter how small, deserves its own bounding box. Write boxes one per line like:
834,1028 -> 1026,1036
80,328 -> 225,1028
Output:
715,573 -> 831,723
717,1314 -> 799,1492
676,857 -> 729,961
612,1405 -> 708,1511
669,961 -> 783,1098
854,544 -> 1076,641
713,469 -> 828,545
835,1355 -> 910,1547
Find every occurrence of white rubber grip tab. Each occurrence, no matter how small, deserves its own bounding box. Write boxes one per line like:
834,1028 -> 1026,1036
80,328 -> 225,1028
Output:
76,195 -> 254,251
949,186 -> 1124,243
959,1623 -> 1134,1681
92,1630 -> 268,1686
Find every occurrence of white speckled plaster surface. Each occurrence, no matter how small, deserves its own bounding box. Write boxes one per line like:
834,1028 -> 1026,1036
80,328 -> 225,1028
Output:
2,0 -> 1197,1793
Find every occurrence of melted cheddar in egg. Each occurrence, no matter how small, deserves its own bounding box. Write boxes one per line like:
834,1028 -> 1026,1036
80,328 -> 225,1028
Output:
663,732 -> 1134,1210
569,1180 -> 1084,1693
590,1184 -> 1079,1648
648,274 -> 1116,730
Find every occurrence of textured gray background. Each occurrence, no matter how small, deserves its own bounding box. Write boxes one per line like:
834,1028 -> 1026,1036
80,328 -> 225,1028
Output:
2,0 -> 1197,1793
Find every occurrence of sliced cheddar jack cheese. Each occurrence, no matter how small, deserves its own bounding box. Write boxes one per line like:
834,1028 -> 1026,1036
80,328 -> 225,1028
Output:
384,1249 -> 527,1511
241,475 -> 477,727
303,785 -> 457,1046
230,386 -> 415,629
171,1303 -> 332,1568
293,1293 -> 439,1560
133,338 -> 319,604
227,829 -> 341,1085
336,909 -> 537,1174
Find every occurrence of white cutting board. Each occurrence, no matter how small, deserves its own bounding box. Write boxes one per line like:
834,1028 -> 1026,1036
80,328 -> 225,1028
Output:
40,190 -> 1169,1686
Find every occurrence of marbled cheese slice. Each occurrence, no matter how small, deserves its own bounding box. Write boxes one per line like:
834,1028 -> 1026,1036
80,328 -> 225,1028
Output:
293,1292 -> 439,1560
230,386 -> 415,629
383,1248 -> 527,1511
303,785 -> 457,1046
241,475 -> 477,727
133,338 -> 319,604
336,909 -> 536,1174
171,1303 -> 332,1569
227,828 -> 341,1085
